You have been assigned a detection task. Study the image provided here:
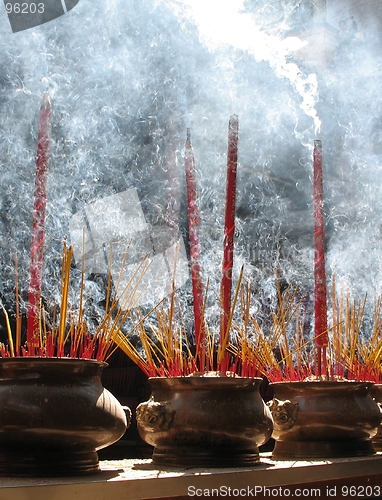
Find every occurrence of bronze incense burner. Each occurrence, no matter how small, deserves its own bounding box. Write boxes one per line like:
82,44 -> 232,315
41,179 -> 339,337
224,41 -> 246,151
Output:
268,380 -> 381,459
136,376 -> 273,467
0,357 -> 130,476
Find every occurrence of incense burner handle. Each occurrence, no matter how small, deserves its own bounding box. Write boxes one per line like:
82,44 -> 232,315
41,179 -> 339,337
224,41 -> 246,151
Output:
122,406 -> 132,427
267,398 -> 299,431
136,398 -> 175,432
376,402 -> 382,421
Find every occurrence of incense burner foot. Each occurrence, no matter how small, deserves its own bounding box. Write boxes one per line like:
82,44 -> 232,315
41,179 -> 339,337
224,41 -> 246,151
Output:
136,376 -> 273,467
0,358 -> 130,476
268,381 -> 381,459
0,450 -> 102,476
270,439 -> 375,459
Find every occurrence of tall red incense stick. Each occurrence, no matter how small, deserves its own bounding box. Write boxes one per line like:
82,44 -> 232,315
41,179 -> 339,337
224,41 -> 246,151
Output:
185,128 -> 205,369
27,92 -> 52,354
219,115 -> 239,371
313,139 -> 328,377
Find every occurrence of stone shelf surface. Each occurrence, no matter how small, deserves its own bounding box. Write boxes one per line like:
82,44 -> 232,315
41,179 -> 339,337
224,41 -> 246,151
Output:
0,453 -> 381,500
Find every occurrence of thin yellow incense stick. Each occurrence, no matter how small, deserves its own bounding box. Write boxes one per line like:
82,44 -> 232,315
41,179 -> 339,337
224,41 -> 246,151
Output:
0,303 -> 14,357
58,243 -> 73,354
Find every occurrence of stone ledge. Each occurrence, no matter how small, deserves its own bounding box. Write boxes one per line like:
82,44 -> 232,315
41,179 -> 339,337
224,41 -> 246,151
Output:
0,453 -> 381,500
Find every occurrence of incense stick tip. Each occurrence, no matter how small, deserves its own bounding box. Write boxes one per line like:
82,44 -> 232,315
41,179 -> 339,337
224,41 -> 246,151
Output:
229,114 -> 238,125
228,115 -> 239,137
41,92 -> 52,110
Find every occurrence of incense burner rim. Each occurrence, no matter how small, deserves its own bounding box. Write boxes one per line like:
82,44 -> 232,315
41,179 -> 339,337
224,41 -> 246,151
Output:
270,379 -> 375,388
147,375 -> 264,389
0,357 -> 108,376
0,356 -> 107,364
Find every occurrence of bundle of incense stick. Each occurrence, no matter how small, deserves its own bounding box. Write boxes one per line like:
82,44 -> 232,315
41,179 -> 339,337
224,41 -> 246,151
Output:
0,244 -> 150,360
357,294 -> 382,382
110,254 -> 382,381
113,303 -> 200,377
111,268 -> 314,379
228,275 -> 315,381
227,271 -> 382,383
330,278 -> 382,382
111,267 -> 245,377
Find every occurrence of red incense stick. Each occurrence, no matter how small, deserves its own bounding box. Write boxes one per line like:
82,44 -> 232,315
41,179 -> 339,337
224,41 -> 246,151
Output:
27,92 -> 52,354
185,128 -> 205,369
219,115 -> 239,371
313,139 -> 328,377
